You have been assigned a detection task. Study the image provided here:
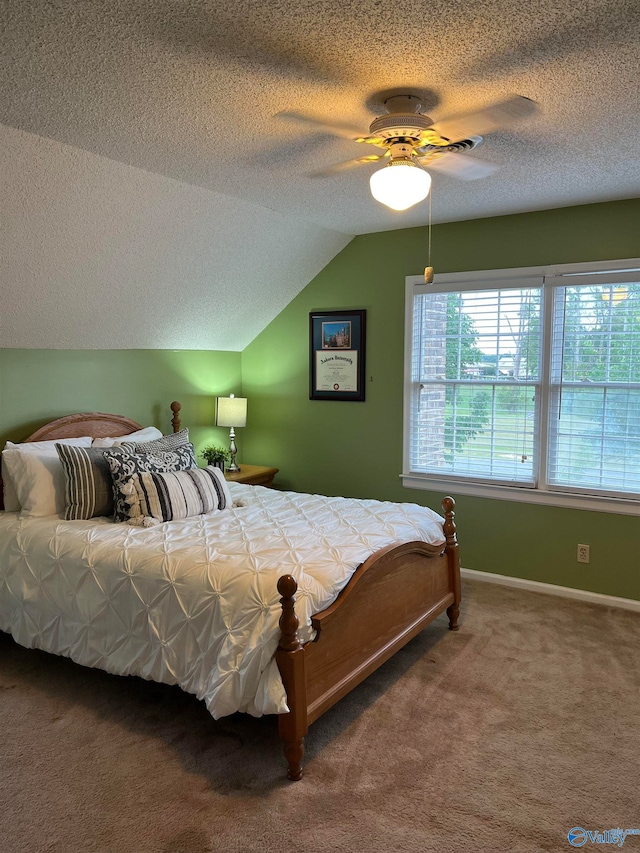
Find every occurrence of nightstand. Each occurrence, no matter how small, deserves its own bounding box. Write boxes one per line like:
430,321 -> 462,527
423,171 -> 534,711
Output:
224,464 -> 279,488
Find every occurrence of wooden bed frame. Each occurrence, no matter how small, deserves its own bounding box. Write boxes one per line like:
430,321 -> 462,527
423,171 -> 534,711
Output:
1,402 -> 461,781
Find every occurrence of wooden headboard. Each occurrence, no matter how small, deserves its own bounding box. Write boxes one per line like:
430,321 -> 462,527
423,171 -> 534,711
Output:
1,401 -> 182,511
24,412 -> 145,442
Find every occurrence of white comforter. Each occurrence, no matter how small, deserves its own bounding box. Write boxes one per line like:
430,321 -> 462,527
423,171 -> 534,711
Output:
0,483 -> 445,718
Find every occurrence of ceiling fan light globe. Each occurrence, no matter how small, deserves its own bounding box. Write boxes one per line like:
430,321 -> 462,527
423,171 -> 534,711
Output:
369,163 -> 431,211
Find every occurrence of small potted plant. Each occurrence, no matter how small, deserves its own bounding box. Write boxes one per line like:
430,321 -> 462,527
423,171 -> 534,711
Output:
200,445 -> 231,471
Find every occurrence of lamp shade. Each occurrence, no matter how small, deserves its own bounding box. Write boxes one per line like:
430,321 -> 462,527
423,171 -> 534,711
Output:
216,395 -> 247,428
369,161 -> 431,211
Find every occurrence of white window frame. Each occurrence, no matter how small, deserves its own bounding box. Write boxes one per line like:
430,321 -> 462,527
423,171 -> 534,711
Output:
402,258 -> 640,516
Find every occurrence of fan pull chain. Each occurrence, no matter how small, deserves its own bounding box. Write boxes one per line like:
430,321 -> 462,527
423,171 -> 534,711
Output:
424,189 -> 434,284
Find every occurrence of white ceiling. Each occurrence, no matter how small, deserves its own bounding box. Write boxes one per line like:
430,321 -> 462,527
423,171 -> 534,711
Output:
1,0 -> 639,349
0,123 -> 350,350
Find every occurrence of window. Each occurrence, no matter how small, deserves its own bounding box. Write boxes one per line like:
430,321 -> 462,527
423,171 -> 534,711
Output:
403,259 -> 640,513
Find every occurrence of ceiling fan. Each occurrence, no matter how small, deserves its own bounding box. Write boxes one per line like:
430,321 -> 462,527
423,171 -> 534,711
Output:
278,92 -> 538,210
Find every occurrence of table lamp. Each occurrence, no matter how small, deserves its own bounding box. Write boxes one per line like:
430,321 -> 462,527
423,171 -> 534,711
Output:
215,394 -> 247,473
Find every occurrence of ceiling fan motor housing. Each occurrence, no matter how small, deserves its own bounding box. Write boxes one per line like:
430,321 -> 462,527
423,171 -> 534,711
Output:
387,141 -> 414,160
368,112 -> 434,143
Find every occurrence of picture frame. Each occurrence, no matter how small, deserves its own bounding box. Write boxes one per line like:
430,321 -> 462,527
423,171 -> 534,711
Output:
309,309 -> 366,402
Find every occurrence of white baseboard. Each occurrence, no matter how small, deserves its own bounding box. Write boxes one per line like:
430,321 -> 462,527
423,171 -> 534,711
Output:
460,567 -> 640,613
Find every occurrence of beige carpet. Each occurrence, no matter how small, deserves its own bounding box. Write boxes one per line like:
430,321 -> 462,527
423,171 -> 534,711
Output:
1,579 -> 639,853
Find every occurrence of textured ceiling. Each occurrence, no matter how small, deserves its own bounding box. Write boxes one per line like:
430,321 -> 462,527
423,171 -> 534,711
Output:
2,0 -> 639,234
1,0 -> 639,349
0,123 -> 349,350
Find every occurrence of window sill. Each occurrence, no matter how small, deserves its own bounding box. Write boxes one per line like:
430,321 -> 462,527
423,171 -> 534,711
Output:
401,473 -> 640,516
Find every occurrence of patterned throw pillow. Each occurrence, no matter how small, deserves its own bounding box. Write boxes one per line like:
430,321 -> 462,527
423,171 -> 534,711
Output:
104,445 -> 197,522
56,444 -> 118,520
120,428 -> 190,454
125,466 -> 232,526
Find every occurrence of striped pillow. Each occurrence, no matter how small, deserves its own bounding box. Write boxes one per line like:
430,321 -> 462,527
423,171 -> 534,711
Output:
120,428 -> 190,454
125,466 -> 232,526
104,445 -> 198,522
56,444 -> 116,520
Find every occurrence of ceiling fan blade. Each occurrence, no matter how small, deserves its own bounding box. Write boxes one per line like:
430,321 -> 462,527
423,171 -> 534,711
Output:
276,111 -> 364,140
417,152 -> 499,180
306,154 -> 385,178
429,96 -> 538,143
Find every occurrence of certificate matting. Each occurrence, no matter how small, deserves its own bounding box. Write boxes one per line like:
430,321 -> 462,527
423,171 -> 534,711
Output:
309,310 -> 366,401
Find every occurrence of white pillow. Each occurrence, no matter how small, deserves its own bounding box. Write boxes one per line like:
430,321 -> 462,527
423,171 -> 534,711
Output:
1,455 -> 21,512
2,436 -> 93,515
92,426 -> 163,448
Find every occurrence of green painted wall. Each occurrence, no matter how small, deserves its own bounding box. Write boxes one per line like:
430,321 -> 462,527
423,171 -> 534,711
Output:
0,349 -> 242,461
2,201 -> 638,599
242,199 -> 640,601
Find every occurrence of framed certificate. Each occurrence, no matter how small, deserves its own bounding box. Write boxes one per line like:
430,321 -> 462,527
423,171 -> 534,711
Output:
309,310 -> 366,402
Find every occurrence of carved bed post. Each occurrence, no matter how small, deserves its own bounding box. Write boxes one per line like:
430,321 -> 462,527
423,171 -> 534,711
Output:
275,575 -> 308,781
170,401 -> 182,434
442,496 -> 461,631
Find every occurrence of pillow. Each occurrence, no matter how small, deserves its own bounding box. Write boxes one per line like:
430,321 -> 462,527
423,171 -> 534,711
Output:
124,466 -> 232,526
56,444 -> 117,520
2,436 -> 93,515
92,426 -> 163,448
104,445 -> 198,522
120,428 -> 190,454
2,452 -> 22,512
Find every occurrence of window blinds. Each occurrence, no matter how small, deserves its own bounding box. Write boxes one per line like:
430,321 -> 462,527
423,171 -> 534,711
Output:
410,285 -> 542,485
548,281 -> 640,496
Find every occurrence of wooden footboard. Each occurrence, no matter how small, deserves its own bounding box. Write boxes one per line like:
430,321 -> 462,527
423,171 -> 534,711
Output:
276,496 -> 460,780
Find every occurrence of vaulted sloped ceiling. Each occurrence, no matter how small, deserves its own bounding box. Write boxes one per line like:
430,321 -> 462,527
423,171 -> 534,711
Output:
1,124 -> 350,350
1,0 -> 639,349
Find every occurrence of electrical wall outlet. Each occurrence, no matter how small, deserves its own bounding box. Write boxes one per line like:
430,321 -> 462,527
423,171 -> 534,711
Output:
577,544 -> 590,563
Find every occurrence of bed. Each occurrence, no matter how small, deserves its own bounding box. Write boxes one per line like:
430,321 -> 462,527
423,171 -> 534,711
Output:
0,402 -> 461,780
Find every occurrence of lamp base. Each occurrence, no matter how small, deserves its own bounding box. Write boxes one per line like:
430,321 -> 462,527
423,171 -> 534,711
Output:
227,429 -> 240,473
